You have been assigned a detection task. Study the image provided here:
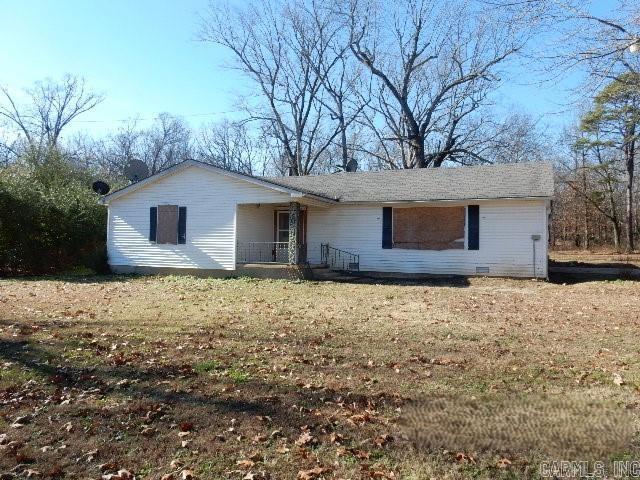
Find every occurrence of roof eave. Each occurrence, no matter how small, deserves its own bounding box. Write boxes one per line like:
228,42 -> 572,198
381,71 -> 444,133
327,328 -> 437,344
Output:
337,195 -> 554,204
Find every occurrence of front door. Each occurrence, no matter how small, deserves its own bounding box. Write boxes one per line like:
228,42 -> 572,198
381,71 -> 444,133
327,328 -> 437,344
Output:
274,209 -> 307,262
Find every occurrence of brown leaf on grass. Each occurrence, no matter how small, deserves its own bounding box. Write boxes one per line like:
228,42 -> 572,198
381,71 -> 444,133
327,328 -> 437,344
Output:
297,466 -> 331,480
276,445 -> 290,454
181,470 -> 195,480
348,413 -> 372,425
497,458 -> 512,468
99,463 -> 119,472
329,432 -> 344,444
353,449 -> 371,459
336,446 -> 349,457
454,452 -> 476,464
48,465 -> 64,479
369,470 -> 396,479
373,433 -> 392,447
613,373 -> 625,386
295,431 -> 315,446
179,422 -> 194,432
25,470 -> 42,478
117,470 -> 135,480
160,475 -> 174,480
247,451 -> 263,462
15,452 -> 35,463
237,459 -> 255,470
252,433 -> 267,443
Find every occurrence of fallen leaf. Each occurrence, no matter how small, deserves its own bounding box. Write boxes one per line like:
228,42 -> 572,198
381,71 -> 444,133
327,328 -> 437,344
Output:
295,431 -> 315,446
237,459 -> 255,470
179,422 -> 193,432
613,373 -> 625,386
99,463 -> 119,472
373,433 -> 392,447
181,470 -> 195,480
353,449 -> 370,459
297,466 -> 331,480
497,458 -> 512,468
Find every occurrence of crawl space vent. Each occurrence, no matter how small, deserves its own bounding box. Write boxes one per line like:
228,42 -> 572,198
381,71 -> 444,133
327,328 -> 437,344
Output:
475,266 -> 490,274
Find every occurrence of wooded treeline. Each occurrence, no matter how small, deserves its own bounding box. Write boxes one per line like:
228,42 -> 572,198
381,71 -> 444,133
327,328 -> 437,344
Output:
0,0 -> 639,275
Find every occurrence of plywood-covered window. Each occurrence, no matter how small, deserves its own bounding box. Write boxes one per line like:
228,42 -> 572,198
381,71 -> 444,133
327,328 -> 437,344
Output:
149,205 -> 187,245
392,206 -> 465,250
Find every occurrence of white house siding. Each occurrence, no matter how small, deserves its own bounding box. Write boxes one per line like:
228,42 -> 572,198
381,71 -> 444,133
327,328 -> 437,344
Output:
107,166 -> 292,270
236,204 -> 276,243
306,200 -> 549,277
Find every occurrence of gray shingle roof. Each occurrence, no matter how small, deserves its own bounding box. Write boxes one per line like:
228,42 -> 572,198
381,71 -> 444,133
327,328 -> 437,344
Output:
264,161 -> 554,203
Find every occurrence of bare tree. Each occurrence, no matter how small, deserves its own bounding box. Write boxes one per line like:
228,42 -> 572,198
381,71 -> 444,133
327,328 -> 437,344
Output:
201,0 -> 345,175
141,113 -> 191,175
544,0 -> 640,83
195,119 -> 268,174
0,74 -> 103,160
305,1 -> 369,171
483,112 -> 552,164
347,0 -> 529,168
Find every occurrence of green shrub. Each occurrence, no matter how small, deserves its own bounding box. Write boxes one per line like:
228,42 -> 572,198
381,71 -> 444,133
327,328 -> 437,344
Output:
0,150 -> 108,275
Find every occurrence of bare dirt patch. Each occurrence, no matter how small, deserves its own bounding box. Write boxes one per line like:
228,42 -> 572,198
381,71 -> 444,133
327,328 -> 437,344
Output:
1,275 -> 639,479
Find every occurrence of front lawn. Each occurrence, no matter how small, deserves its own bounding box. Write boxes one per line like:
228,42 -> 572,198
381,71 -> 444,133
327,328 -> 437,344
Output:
1,275 -> 639,479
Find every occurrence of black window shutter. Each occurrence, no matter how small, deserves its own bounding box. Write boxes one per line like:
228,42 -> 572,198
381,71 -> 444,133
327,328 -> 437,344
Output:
178,207 -> 187,244
149,207 -> 157,242
382,207 -> 393,249
468,205 -> 479,250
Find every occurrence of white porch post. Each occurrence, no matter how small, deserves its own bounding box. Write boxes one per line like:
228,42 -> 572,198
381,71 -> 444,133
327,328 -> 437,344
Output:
288,201 -> 300,264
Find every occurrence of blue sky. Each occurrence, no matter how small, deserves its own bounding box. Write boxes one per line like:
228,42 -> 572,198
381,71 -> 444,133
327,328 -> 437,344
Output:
0,0 -> 617,139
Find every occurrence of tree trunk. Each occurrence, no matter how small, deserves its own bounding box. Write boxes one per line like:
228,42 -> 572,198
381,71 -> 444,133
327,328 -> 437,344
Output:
409,134 -> 426,168
626,170 -> 634,251
580,155 -> 589,250
625,138 -> 635,252
612,218 -> 621,251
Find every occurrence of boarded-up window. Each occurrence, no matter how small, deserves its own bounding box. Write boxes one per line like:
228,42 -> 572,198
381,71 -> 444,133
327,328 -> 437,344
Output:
156,205 -> 179,244
392,206 -> 465,250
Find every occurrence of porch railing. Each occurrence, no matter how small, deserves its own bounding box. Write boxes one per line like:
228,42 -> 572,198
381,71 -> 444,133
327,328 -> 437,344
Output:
321,243 -> 360,272
236,242 -> 307,264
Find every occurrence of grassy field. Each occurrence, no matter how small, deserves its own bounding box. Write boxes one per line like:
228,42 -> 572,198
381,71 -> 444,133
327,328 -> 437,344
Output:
1,275 -> 640,479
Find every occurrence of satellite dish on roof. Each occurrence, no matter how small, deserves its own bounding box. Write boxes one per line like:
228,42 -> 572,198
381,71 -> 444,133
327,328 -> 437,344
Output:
92,180 -> 111,195
345,159 -> 358,172
124,159 -> 149,183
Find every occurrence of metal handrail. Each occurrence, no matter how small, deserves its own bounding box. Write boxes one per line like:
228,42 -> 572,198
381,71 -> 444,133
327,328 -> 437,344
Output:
321,243 -> 360,272
236,242 -> 307,264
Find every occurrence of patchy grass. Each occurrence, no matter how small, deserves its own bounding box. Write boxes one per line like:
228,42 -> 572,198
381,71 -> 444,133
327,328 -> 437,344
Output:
1,275 -> 640,479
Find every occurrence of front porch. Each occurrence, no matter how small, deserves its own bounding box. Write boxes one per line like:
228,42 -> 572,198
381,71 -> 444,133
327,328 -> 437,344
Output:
235,201 -> 309,266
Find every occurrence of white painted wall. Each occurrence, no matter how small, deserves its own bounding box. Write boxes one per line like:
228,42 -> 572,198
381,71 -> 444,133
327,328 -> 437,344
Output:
305,200 -> 549,278
107,165 -> 292,270
236,204 -> 276,243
